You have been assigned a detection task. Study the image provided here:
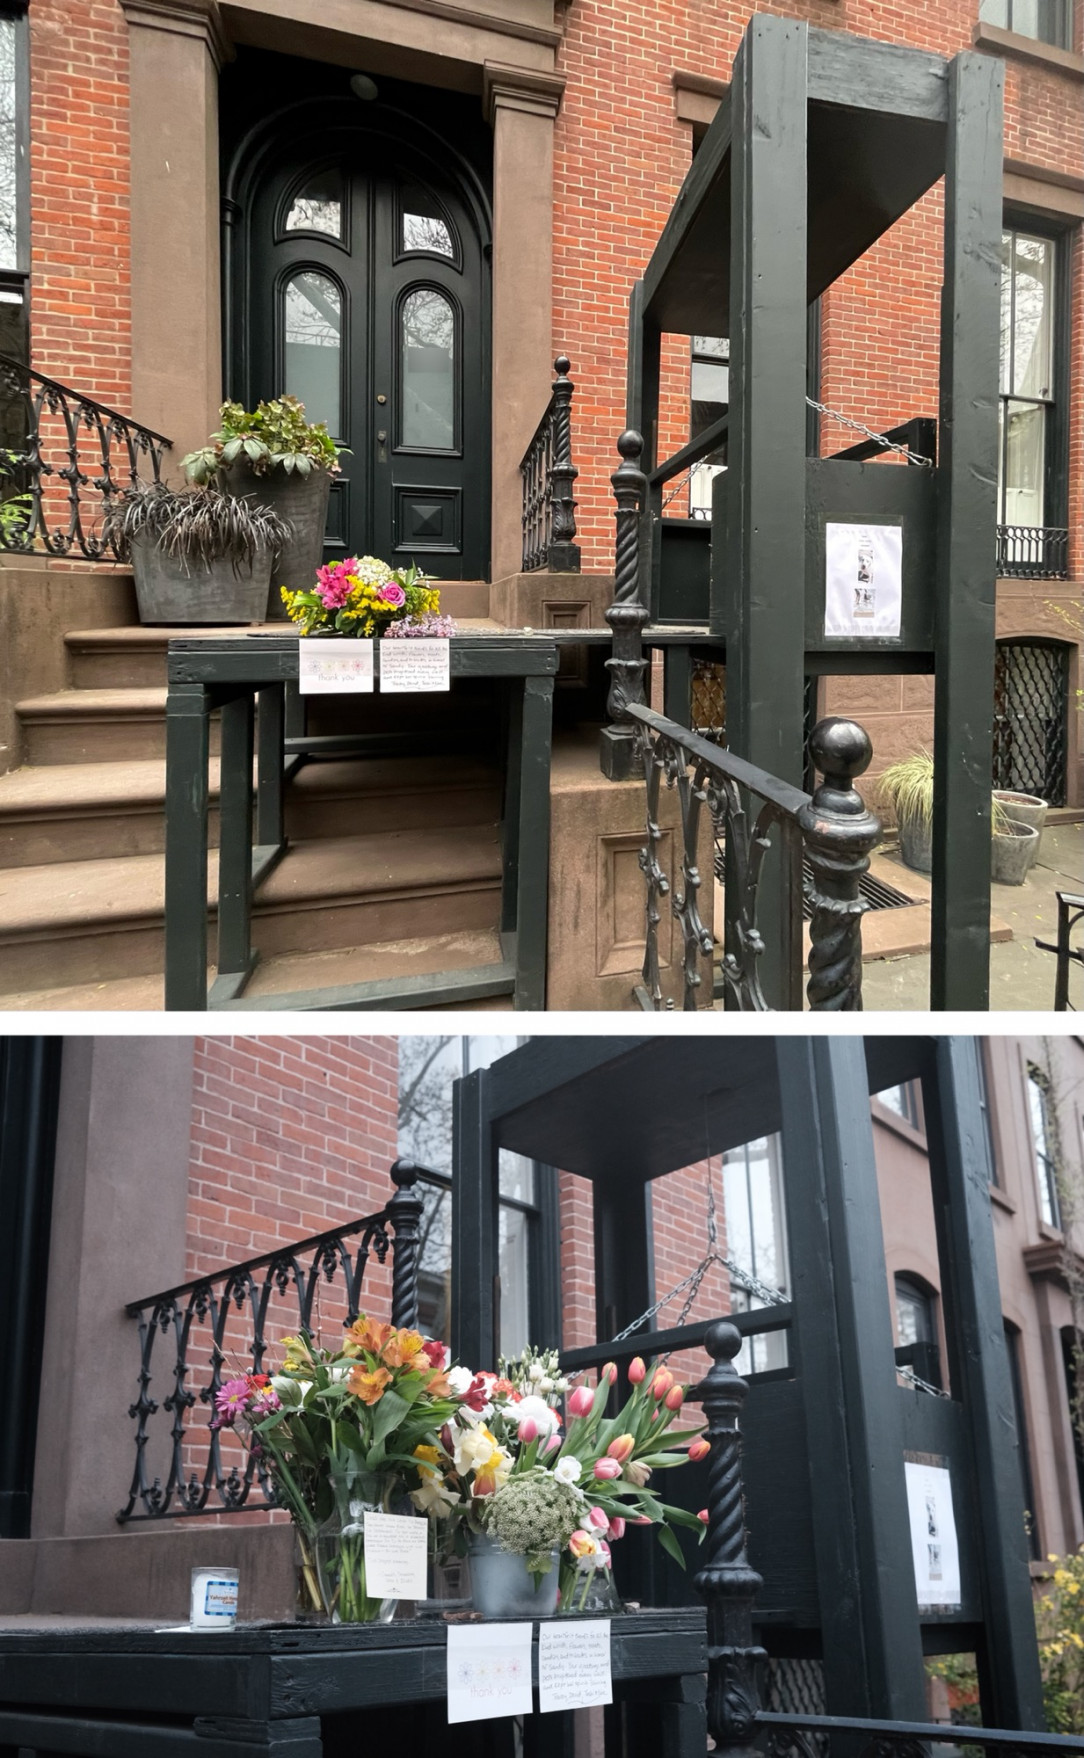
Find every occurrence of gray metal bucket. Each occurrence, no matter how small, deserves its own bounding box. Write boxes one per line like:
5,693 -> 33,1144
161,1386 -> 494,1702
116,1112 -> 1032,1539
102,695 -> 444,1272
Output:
130,534 -> 273,625
222,462 -> 332,615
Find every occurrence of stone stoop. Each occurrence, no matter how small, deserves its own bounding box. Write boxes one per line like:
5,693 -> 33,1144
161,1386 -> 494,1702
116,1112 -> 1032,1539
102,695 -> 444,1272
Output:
0,618 -> 510,1006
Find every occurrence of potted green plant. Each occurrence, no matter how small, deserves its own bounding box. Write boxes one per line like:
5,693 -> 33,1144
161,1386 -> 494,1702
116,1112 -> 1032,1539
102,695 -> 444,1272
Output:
182,397 -> 346,607
878,751 -> 1037,885
103,482 -> 290,625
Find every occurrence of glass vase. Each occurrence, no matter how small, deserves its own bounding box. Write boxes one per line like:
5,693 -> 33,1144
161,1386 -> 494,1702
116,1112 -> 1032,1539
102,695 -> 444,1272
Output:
315,1467 -> 398,1624
294,1524 -> 324,1621
468,1532 -> 560,1618
559,1559 -> 623,1616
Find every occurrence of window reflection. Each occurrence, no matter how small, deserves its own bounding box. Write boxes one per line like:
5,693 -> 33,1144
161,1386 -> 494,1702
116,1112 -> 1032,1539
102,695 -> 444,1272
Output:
285,169 -> 343,239
284,270 -> 342,436
401,182 -> 455,259
401,288 -> 455,450
0,20 -> 17,272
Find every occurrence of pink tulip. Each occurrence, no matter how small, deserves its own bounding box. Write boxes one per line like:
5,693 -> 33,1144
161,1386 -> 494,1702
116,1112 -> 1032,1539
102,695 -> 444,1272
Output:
568,1386 -> 594,1419
607,1433 -> 635,1463
628,1357 -> 646,1384
588,1506 -> 609,1531
651,1368 -> 673,1401
602,1361 -> 617,1383
688,1437 -> 710,1463
697,1508 -> 709,1523
544,1434 -> 562,1454
518,1417 -> 539,1443
609,1516 -> 626,1540
664,1385 -> 684,1412
632,1515 -> 653,1526
593,1457 -> 622,1480
600,1540 -> 612,1563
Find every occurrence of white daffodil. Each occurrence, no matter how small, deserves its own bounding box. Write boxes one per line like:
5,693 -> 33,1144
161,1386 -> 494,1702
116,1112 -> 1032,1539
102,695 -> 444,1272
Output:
553,1455 -> 581,1486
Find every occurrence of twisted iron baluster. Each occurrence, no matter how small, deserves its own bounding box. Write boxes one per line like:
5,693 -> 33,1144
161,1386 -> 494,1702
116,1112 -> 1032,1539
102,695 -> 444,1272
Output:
637,721 -> 670,1009
692,1320 -> 766,1753
798,718 -> 881,1012
547,355 -> 580,571
672,756 -> 715,1010
388,1160 -> 424,1330
601,429 -> 649,781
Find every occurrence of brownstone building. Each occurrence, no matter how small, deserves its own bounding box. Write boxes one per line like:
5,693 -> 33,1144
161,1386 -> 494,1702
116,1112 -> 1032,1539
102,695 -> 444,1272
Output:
0,0 -> 1079,1007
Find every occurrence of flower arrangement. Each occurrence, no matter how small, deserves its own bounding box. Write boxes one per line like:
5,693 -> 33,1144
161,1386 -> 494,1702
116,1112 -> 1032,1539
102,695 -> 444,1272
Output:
211,1319 -> 459,1621
280,554 -> 455,639
417,1347 -> 707,1607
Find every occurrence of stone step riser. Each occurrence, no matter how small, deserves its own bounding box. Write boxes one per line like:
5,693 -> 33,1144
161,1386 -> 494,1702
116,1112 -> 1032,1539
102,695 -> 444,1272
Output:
0,872 -> 501,991
0,782 -> 500,869
69,651 -> 171,689
21,717 -> 222,766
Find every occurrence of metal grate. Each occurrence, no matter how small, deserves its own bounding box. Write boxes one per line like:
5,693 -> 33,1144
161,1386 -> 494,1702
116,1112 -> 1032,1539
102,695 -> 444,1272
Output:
993,640 -> 1069,808
692,657 -> 726,739
765,1657 -> 827,1719
800,860 -> 916,920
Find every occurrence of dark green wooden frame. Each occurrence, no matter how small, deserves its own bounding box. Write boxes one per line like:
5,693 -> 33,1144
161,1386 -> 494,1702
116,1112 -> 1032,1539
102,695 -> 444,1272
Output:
163,635 -> 556,1013
450,1035 -> 1045,1727
626,17 -> 1005,1009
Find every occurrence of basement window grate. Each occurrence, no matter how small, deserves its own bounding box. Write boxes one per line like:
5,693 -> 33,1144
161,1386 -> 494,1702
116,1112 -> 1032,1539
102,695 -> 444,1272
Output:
801,862 -> 917,922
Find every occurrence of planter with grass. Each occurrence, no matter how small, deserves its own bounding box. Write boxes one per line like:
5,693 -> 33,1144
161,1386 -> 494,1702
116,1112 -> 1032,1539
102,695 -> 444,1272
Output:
879,750 -> 1029,883
182,397 -> 344,609
994,789 -> 1048,837
104,483 -> 290,625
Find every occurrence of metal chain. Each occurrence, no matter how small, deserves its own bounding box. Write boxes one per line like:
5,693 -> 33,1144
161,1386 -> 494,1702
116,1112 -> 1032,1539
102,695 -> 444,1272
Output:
896,1363 -> 951,1400
805,397 -> 933,467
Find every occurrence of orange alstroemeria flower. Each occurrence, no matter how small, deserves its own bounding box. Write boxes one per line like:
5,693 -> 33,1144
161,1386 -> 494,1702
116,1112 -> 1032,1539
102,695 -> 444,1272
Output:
425,1369 -> 455,1398
348,1363 -> 393,1405
381,1328 -> 426,1369
347,1316 -> 394,1357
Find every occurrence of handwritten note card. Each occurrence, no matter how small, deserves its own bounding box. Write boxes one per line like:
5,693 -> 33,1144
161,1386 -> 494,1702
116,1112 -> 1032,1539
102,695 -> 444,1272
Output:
538,1619 -> 613,1713
298,638 -> 374,695
446,1622 -> 534,1724
379,638 -> 451,693
363,1512 -> 428,1601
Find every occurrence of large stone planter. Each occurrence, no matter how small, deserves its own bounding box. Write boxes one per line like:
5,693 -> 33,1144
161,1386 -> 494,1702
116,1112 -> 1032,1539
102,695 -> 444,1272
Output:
222,461 -> 332,615
994,789 -> 1048,838
991,819 -> 1039,886
129,534 -> 272,625
897,813 -> 932,876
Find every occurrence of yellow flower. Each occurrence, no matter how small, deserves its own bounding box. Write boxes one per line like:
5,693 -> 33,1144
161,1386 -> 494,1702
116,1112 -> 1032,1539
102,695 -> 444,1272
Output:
414,1444 -> 442,1477
382,1328 -> 425,1368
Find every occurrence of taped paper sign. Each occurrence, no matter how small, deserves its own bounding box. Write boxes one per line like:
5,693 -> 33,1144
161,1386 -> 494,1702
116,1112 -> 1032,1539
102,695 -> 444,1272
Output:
904,1460 -> 961,1611
538,1618 -> 613,1713
379,637 -> 452,693
362,1511 -> 428,1601
298,638 -> 374,694
824,521 -> 903,639
446,1621 -> 534,1724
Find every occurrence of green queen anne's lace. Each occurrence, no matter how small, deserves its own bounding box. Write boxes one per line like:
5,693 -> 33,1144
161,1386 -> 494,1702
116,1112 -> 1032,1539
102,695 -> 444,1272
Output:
482,1468 -> 584,1576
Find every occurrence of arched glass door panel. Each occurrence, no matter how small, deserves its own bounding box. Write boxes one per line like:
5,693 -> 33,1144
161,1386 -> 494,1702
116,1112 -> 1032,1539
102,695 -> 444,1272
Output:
283,269 -> 343,438
399,180 -> 458,263
282,167 -> 344,242
399,287 -> 456,451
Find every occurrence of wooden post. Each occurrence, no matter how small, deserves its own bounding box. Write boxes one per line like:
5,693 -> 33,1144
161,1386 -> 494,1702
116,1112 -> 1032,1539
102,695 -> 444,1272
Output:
450,1069 -> 499,1370
215,692 -> 255,985
164,680 -> 210,1011
722,16 -> 809,1009
930,50 -> 1003,1009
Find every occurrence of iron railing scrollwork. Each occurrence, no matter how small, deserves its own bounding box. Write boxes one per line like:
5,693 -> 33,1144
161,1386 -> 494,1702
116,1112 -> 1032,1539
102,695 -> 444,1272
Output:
0,352 -> 171,562
116,1160 -> 424,1522
997,523 -> 1069,580
520,354 -> 581,573
626,705 -> 880,1012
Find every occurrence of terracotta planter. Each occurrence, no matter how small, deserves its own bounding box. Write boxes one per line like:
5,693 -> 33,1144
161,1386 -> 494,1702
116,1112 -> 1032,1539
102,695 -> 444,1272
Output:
222,461 -> 332,615
991,820 -> 1039,886
129,533 -> 272,625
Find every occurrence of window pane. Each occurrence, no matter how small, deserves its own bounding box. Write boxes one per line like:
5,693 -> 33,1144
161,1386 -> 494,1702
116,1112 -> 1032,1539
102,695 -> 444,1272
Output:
896,1280 -> 933,1346
692,336 -> 728,359
722,1136 -> 789,1374
418,1183 -> 452,1340
398,1036 -> 460,1169
402,182 -> 455,259
0,20 -> 17,272
691,360 -> 729,404
284,271 -> 342,436
401,289 -> 455,449
285,169 -> 343,239
1011,234 -> 1054,399
979,0 -> 1010,24
875,1083 -> 920,1129
1003,400 -> 1045,527
499,1203 -> 531,1358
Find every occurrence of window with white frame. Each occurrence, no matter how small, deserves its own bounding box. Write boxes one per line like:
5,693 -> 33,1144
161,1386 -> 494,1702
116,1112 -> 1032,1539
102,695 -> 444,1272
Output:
875,1082 -> 923,1132
979,0 -> 1073,48
688,336 -> 728,520
722,1134 -> 789,1374
998,227 -> 1061,537
1026,1061 -> 1061,1228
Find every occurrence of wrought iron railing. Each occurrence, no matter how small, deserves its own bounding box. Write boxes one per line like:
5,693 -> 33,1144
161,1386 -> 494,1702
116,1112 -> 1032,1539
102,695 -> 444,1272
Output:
520,354 -> 581,572
116,1161 -> 425,1522
0,352 -> 171,561
757,1711 -> 1084,1758
1036,890 -> 1083,1012
997,523 -> 1069,579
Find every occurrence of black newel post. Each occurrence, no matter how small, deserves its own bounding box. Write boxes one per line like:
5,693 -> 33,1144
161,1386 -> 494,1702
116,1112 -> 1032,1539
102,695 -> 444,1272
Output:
547,355 -> 580,572
387,1160 -> 424,1330
601,428 -> 649,781
692,1321 -> 766,1755
799,717 -> 881,1012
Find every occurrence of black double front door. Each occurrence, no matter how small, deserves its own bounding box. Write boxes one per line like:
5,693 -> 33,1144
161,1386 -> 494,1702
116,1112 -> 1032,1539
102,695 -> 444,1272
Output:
245,120 -> 489,580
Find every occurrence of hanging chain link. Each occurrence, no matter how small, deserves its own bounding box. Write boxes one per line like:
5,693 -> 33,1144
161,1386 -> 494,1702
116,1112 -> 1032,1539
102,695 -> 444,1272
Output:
896,1363 -> 951,1400
805,397 -> 933,467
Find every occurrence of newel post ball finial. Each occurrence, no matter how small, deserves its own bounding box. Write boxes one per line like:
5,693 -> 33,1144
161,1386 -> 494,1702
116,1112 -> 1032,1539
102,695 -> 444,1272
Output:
554,354 -> 571,377
799,717 -> 881,1012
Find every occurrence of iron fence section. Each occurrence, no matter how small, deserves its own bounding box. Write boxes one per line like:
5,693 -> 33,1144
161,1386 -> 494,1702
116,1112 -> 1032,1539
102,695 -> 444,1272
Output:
520,354 -> 580,572
993,640 -> 1070,807
757,1712 -> 1084,1758
116,1161 -> 424,1522
0,352 -> 171,561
